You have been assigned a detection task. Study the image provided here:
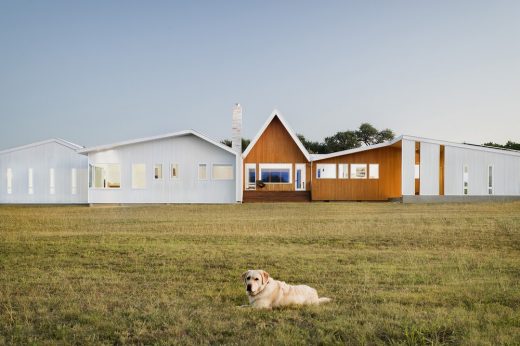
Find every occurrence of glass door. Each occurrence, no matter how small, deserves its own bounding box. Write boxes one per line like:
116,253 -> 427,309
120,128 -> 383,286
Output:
295,164 -> 306,191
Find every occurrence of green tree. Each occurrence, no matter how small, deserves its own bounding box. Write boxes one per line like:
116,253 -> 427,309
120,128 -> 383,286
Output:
324,131 -> 360,152
355,123 -> 379,146
220,138 -> 251,153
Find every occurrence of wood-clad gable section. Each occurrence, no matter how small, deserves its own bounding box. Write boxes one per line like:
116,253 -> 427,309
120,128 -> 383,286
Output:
312,143 -> 402,201
243,115 -> 310,192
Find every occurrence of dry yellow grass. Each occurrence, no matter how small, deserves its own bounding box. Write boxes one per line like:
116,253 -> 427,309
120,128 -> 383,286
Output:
0,201 -> 519,345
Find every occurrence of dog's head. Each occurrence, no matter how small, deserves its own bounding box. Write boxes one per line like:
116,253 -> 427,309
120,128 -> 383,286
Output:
241,269 -> 270,296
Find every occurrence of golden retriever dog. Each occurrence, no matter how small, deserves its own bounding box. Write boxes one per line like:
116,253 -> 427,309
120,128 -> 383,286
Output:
241,269 -> 331,309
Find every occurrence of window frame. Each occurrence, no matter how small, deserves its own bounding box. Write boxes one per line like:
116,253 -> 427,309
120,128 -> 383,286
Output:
463,164 -> 469,195
154,164 -> 163,180
170,163 -> 179,180
28,168 -> 34,195
71,168 -> 77,195
49,168 -> 55,195
198,163 -> 208,181
6,168 -> 13,194
131,163 -> 147,189
369,164 -> 379,179
259,163 -> 292,184
350,164 -> 367,179
89,163 -> 122,189
245,163 -> 256,190
338,164 -> 348,179
316,164 -> 337,179
211,163 -> 234,180
487,164 -> 493,195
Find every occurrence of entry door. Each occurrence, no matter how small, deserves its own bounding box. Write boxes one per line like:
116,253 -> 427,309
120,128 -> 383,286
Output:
295,164 -> 306,191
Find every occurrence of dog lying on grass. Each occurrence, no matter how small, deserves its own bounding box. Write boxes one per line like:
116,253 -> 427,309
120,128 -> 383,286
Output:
241,269 -> 331,309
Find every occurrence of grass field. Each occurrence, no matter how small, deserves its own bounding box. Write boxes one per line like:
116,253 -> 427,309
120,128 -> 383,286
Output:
0,202 -> 519,345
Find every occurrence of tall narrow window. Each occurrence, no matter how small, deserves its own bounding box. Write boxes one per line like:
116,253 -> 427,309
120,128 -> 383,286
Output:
28,168 -> 34,194
488,165 -> 493,195
6,168 -> 12,194
369,164 -> 379,179
132,164 -> 146,189
49,168 -> 55,194
212,164 -> 233,180
198,164 -> 208,180
154,164 -> 163,180
463,165 -> 469,195
414,164 -> 420,179
171,163 -> 179,179
71,168 -> 77,195
338,164 -> 348,179
245,163 -> 256,190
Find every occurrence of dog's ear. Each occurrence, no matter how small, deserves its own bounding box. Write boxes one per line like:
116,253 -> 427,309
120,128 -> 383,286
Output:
241,271 -> 249,283
261,270 -> 270,284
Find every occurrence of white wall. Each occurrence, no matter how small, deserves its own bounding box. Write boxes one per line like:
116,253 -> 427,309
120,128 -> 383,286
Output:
87,134 -> 237,203
420,142 -> 440,195
0,142 -> 88,204
401,139 -> 416,196
444,146 -> 520,196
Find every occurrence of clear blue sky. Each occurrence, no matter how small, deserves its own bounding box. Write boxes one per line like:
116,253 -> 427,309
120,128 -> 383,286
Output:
1,1 -> 519,149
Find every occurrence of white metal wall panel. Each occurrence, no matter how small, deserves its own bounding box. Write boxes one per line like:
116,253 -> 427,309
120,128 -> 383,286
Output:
88,134 -> 236,204
401,139 -> 416,196
420,142 -> 440,195
444,146 -> 520,196
0,142 -> 88,204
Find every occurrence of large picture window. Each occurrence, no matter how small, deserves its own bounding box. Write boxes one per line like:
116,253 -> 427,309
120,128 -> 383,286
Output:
350,164 -> 367,179
212,164 -> 233,180
259,164 -> 292,184
90,164 -> 121,189
132,164 -> 146,189
316,164 -> 336,179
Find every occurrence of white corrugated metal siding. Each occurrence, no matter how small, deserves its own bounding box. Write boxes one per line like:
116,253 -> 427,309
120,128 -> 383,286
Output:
0,141 -> 88,204
401,139 -> 416,196
419,142 -> 440,195
87,133 -> 236,204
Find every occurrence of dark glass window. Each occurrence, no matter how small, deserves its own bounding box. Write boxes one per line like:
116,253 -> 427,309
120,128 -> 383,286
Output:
261,169 -> 290,183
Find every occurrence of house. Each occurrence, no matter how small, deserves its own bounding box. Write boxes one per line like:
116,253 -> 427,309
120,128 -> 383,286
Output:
0,139 -> 88,204
242,110 -> 520,202
78,129 -> 240,204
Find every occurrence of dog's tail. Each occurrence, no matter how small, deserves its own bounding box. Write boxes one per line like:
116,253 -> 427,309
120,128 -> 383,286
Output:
318,297 -> 332,304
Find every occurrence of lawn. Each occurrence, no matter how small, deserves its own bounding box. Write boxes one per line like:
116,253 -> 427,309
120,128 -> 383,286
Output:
0,202 -> 519,345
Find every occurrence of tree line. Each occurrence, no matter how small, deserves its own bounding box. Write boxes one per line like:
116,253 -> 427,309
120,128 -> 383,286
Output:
222,125 -> 519,154
222,123 -> 395,154
483,141 -> 520,151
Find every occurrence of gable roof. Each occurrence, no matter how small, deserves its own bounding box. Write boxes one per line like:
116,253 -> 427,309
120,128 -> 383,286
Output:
77,129 -> 237,155
242,109 -> 311,161
0,138 -> 84,155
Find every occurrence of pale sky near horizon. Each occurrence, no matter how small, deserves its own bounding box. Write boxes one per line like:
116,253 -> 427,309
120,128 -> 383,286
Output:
1,1 -> 519,150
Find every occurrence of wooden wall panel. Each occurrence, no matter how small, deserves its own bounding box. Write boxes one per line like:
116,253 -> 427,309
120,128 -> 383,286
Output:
311,144 -> 402,201
243,116 -> 310,192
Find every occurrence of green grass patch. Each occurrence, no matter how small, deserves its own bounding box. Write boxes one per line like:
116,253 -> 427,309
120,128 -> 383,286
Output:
0,202 -> 519,344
